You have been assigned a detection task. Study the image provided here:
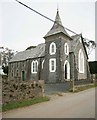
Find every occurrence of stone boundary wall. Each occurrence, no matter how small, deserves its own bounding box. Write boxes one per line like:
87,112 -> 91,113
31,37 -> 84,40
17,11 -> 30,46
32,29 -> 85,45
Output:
2,76 -> 44,105
74,79 -> 92,86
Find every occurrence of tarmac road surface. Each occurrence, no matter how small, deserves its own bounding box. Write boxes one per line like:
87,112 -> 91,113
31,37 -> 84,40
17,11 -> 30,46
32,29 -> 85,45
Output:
3,88 -> 95,118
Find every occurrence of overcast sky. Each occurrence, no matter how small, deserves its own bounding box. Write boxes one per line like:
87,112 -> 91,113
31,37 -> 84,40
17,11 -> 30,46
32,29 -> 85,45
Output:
0,0 -> 96,61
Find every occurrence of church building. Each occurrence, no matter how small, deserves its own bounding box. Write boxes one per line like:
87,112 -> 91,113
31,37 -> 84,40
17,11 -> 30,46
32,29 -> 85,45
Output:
9,10 -> 90,83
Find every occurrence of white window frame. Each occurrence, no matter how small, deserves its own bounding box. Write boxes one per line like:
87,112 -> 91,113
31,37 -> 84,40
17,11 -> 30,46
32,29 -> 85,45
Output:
64,43 -> 69,55
78,49 -> 84,73
49,58 -> 56,72
31,60 -> 38,73
42,60 -> 44,69
49,42 -> 56,55
64,60 -> 70,80
79,37 -> 82,43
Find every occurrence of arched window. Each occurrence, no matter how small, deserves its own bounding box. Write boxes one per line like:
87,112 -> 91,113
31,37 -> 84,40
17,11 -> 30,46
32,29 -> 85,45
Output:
49,42 -> 56,55
42,60 -> 44,69
78,49 -> 84,73
64,60 -> 70,80
31,60 -> 38,73
49,58 -> 56,72
16,70 -> 18,77
64,43 -> 69,55
12,70 -> 13,77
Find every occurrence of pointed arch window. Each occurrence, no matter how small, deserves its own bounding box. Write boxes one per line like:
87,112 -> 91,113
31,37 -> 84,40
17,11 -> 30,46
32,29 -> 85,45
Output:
49,42 -> 56,55
42,60 -> 45,69
64,60 -> 70,80
64,43 -> 69,55
12,70 -> 14,77
31,60 -> 38,73
78,49 -> 84,73
16,70 -> 19,77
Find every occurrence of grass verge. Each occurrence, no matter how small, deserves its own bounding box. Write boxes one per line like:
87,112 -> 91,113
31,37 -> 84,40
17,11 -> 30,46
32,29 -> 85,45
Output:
2,96 -> 50,112
0,104 -> 2,112
69,83 -> 97,92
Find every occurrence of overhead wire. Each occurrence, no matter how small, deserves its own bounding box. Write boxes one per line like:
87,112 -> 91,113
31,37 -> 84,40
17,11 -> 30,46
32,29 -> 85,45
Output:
15,0 -> 78,35
15,0 -> 94,42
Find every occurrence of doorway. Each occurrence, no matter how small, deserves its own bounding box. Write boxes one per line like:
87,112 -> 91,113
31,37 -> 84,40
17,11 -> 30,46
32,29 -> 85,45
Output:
65,64 -> 67,79
64,60 -> 70,80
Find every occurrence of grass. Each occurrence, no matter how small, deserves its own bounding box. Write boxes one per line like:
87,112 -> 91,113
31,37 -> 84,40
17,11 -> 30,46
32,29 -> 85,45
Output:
2,96 -> 50,112
0,104 -> 2,112
69,83 -> 97,93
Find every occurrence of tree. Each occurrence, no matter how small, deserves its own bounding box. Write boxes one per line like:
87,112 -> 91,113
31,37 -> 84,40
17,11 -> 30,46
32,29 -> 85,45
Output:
0,47 -> 17,66
2,65 -> 8,75
0,47 -> 17,75
83,38 -> 96,55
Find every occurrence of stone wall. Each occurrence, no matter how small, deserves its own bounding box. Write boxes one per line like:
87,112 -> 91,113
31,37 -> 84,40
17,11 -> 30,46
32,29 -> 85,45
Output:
90,74 -> 97,83
74,79 -> 92,86
2,76 -> 44,105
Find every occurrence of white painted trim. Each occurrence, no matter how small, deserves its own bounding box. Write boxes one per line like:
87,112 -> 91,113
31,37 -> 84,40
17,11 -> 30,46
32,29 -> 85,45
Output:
78,49 -> 84,73
42,60 -> 44,69
64,43 -> 69,55
49,58 -> 56,72
49,42 -> 56,55
79,37 -> 82,43
64,60 -> 70,80
31,60 -> 38,73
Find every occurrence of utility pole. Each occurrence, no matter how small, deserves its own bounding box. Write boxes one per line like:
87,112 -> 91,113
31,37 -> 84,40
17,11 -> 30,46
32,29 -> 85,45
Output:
72,53 -> 75,92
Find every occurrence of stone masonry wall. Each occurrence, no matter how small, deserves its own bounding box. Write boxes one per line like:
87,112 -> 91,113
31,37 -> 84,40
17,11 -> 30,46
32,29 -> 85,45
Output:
2,76 -> 44,105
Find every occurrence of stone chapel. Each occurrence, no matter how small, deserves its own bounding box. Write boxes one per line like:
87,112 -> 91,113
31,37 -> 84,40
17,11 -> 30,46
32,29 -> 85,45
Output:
9,10 -> 90,83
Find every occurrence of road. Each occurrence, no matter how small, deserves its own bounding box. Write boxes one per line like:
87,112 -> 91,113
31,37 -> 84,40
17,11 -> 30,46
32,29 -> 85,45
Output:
3,88 -> 95,118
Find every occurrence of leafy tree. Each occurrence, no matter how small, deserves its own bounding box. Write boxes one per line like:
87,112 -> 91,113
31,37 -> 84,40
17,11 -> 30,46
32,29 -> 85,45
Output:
0,47 -> 17,66
2,65 -> 8,75
83,38 -> 96,55
0,47 -> 17,75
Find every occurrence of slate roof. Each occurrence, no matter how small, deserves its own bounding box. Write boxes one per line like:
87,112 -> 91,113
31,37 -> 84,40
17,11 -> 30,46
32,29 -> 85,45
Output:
71,34 -> 81,51
44,10 -> 70,38
71,34 -> 88,59
9,43 -> 45,62
10,34 -> 88,63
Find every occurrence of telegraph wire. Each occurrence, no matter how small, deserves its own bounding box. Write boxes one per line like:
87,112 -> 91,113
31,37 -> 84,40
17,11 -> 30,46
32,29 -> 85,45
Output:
15,0 -> 78,35
15,1 -> 55,24
15,0 -> 94,42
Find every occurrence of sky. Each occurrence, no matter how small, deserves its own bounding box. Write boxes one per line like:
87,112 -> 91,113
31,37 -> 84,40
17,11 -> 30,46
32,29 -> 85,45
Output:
0,0 -> 96,61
